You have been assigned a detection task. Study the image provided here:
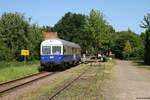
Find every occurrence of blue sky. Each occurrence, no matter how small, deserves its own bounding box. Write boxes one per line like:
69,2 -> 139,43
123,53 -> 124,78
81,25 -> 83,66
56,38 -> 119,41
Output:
0,0 -> 150,34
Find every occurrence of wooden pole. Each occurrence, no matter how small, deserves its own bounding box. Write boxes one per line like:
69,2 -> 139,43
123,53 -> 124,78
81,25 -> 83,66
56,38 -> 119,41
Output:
24,56 -> 26,67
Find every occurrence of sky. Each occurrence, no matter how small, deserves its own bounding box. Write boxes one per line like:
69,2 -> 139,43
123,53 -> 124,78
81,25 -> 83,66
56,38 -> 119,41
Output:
0,0 -> 150,34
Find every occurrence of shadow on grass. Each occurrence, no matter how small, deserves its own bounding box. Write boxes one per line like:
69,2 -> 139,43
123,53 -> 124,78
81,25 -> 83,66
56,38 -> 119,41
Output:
132,61 -> 144,66
132,60 -> 150,70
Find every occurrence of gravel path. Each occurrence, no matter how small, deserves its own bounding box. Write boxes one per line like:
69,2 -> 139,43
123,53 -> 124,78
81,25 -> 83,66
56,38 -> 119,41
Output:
103,60 -> 150,100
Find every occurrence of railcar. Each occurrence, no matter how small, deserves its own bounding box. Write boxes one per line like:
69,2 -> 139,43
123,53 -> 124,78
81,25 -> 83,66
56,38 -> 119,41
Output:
40,38 -> 81,71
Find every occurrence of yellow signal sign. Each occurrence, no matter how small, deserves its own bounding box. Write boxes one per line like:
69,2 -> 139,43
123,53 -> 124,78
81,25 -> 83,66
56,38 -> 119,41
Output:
21,50 -> 29,56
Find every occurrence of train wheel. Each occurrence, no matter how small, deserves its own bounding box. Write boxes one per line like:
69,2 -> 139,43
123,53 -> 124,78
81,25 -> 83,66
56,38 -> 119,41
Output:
61,62 -> 66,71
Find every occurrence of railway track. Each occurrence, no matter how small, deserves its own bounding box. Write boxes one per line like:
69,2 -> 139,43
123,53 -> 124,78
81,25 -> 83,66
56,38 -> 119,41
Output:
0,72 -> 56,95
49,67 -> 90,100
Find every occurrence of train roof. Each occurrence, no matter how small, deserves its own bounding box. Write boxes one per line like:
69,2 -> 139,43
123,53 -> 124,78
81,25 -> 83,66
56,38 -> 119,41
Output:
41,38 -> 80,48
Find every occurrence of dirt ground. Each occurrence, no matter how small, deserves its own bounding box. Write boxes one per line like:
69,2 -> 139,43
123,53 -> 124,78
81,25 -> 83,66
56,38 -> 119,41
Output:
102,60 -> 150,100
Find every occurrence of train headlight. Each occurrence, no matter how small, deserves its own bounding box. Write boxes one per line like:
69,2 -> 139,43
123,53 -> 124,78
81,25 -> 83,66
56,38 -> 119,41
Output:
42,57 -> 45,60
58,57 -> 62,59
50,56 -> 54,59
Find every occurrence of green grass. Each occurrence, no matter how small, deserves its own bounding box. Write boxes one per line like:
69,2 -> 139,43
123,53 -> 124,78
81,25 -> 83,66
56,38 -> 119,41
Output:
55,61 -> 114,100
132,61 -> 150,70
0,61 -> 39,83
16,60 -> 115,100
16,64 -> 90,100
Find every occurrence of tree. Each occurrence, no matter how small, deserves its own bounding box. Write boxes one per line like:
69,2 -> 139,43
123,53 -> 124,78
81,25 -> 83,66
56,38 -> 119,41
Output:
28,24 -> 42,60
42,25 -> 53,32
0,12 -> 31,60
85,9 -> 115,54
113,30 -> 144,59
141,14 -> 150,65
53,12 -> 87,52
0,12 -> 42,61
123,40 -> 132,59
0,38 -> 11,60
53,10 -> 115,54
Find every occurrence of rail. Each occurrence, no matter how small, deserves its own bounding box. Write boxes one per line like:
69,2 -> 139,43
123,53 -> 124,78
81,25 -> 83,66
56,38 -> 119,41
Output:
0,72 -> 56,95
49,67 -> 90,100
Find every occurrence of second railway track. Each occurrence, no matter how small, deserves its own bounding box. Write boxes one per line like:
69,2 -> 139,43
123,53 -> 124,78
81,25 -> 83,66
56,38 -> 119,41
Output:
49,66 -> 90,100
0,72 -> 56,95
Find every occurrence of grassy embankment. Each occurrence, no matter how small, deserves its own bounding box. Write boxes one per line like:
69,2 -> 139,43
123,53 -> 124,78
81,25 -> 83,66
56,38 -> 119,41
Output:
0,61 -> 39,83
132,61 -> 150,70
17,60 -> 115,100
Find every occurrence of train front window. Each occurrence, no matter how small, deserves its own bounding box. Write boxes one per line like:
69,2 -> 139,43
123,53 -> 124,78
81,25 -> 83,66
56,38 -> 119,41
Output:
52,46 -> 61,55
42,46 -> 51,55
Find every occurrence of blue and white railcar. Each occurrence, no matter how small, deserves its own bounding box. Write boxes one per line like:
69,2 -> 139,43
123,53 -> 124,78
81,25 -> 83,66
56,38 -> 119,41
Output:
40,38 -> 81,70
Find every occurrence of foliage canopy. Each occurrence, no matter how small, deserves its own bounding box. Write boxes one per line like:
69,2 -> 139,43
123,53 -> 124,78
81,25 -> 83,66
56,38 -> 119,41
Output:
0,10 -> 145,62
141,13 -> 150,65
0,12 -> 42,61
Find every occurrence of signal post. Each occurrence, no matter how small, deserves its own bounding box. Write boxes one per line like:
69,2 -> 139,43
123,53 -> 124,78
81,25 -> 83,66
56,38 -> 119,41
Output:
21,49 -> 29,66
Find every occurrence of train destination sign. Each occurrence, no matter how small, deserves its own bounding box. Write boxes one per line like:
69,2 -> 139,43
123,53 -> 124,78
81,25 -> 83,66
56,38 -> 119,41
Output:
21,50 -> 29,56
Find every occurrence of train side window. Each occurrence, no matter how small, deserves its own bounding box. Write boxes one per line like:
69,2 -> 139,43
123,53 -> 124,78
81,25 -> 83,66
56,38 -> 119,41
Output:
52,46 -> 61,55
65,46 -> 68,55
68,47 -> 70,54
70,48 -> 72,54
63,46 -> 66,54
72,48 -> 74,54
